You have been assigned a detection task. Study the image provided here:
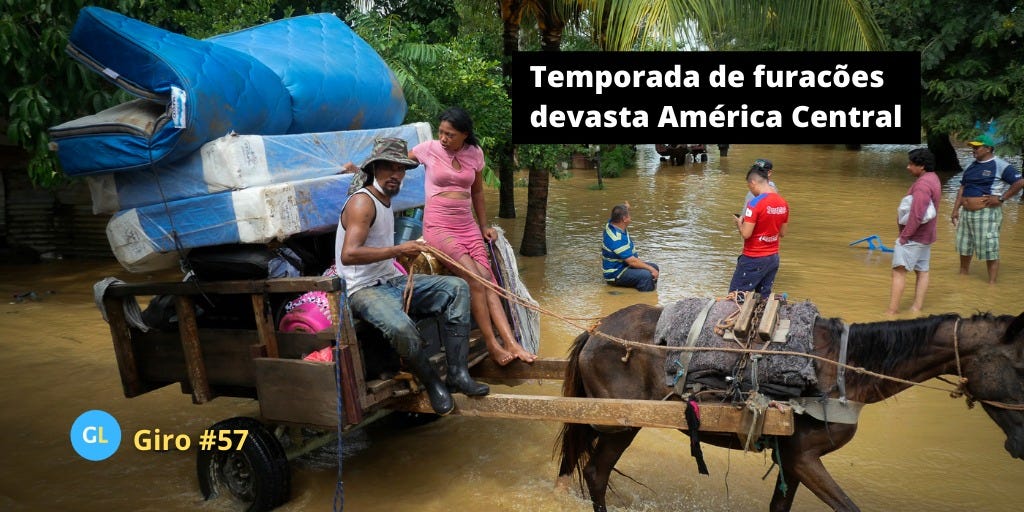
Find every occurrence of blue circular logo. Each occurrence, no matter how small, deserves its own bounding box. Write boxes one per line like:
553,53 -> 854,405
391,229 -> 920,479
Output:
70,410 -> 121,461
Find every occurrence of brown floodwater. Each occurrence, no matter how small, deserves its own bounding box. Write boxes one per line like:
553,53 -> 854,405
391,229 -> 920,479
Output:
1,144 -> 1022,511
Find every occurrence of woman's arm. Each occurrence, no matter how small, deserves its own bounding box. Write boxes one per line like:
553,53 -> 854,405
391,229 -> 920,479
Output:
471,170 -> 496,241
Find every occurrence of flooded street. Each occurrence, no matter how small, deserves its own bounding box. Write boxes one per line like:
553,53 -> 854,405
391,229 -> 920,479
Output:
1,144 -> 1023,511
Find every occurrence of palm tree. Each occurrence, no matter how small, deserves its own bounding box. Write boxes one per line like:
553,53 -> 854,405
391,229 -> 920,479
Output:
502,0 -> 885,255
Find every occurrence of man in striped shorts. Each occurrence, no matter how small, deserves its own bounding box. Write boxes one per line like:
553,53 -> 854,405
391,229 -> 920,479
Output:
951,134 -> 1023,284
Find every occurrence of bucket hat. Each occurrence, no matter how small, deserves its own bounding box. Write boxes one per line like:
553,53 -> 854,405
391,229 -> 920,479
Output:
361,137 -> 419,173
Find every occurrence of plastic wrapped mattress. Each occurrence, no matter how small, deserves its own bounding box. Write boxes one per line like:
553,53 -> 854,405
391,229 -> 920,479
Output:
49,7 -> 405,176
85,123 -> 432,214
106,168 -> 426,272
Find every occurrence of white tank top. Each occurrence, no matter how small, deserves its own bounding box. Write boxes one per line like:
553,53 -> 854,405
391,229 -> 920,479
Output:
335,188 -> 402,295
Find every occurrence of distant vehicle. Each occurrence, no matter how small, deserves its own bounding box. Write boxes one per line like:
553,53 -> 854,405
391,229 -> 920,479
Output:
655,144 -> 709,165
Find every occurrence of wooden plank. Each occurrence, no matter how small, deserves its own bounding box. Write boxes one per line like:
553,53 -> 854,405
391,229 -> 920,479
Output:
175,295 -> 212,404
103,296 -> 149,397
470,357 -> 568,381
335,287 -> 371,410
251,294 -> 279,358
338,346 -> 364,425
253,358 -> 339,428
131,329 -> 328,390
103,276 -> 342,298
734,292 -> 759,338
757,296 -> 780,341
390,393 -> 794,435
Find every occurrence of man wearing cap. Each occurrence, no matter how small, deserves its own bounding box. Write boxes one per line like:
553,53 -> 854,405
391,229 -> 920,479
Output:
951,134 -> 1023,284
730,167 -> 789,295
742,158 -> 778,212
335,138 -> 489,415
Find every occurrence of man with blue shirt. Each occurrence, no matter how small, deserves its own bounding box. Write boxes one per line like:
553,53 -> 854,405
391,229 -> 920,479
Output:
951,134 -> 1023,284
602,203 -> 660,292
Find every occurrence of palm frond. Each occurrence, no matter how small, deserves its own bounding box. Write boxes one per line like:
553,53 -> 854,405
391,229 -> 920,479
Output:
574,0 -> 883,51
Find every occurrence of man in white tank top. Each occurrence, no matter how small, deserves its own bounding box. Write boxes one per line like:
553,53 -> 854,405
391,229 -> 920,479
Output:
336,138 -> 488,415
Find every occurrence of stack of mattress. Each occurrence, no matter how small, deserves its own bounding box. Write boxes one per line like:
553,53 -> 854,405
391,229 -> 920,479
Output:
49,7 -> 430,273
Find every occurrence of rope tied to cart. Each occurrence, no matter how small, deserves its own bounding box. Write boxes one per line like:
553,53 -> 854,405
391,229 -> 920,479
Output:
410,245 -> 1005,406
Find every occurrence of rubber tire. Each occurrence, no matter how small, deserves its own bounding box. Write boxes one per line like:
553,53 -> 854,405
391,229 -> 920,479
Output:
197,417 -> 290,512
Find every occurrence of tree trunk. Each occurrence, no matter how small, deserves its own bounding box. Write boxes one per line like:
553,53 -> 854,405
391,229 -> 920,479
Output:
498,0 -> 523,98
519,165 -> 548,256
497,1 -> 522,218
497,141 -> 516,218
927,131 -> 962,175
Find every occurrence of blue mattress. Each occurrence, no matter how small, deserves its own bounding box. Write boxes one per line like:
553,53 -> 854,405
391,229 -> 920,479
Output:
106,168 -> 426,272
86,123 -> 432,214
49,7 -> 406,176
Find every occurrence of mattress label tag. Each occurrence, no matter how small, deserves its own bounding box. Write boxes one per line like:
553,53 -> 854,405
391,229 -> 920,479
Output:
170,86 -> 187,129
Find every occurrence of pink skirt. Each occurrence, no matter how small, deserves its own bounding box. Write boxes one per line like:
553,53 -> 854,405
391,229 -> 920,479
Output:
423,195 -> 496,283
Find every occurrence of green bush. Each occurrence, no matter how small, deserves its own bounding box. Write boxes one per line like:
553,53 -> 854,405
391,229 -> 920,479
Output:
597,145 -> 637,178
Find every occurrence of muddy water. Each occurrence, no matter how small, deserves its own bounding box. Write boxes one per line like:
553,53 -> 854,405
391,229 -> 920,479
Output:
1,144 -> 1023,511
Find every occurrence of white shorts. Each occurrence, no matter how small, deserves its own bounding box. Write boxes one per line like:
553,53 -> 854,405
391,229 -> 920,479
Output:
891,240 -> 931,272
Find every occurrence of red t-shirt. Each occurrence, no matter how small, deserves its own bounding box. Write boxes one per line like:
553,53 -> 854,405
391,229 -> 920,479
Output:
742,192 -> 789,257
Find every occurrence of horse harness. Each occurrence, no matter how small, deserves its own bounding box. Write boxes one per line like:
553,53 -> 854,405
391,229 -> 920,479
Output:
666,294 -> 863,439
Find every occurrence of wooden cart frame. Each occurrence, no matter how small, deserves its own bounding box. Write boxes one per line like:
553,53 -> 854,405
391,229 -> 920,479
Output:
101,276 -> 793,509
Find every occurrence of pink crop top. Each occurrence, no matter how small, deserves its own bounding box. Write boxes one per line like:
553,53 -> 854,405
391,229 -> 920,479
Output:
412,139 -> 485,198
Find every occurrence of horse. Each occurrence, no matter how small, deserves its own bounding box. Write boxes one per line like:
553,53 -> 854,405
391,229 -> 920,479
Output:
556,303 -> 1024,511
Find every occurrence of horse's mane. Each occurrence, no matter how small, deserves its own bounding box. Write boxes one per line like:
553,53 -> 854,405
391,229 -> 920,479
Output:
819,313 -> 961,375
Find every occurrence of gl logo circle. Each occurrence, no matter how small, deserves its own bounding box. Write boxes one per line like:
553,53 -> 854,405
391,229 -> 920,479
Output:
71,410 -> 121,461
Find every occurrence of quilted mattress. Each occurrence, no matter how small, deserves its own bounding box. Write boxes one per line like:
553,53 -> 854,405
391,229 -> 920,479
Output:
85,122 -> 432,214
106,168 -> 426,272
49,7 -> 406,176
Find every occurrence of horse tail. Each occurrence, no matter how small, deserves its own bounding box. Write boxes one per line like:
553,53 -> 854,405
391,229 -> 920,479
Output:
554,330 -> 598,487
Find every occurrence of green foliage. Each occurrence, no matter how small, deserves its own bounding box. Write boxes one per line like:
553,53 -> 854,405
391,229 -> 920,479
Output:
172,0 -> 276,39
374,0 -> 459,43
871,0 -> 1024,150
350,6 -> 511,187
518,144 -> 574,174
346,10 -> 446,120
2,0 -> 354,188
698,0 -> 885,51
596,144 -> 636,178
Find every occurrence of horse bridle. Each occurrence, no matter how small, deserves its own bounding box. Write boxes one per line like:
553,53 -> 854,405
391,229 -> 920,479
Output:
942,317 -> 1024,411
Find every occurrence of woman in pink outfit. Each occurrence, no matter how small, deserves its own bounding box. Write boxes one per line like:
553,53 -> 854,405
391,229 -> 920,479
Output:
410,107 -> 536,366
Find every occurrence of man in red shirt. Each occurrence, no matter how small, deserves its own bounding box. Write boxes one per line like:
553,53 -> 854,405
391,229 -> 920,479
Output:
729,166 -> 789,295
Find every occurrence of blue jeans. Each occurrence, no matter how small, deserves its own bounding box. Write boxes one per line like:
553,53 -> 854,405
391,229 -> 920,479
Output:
609,262 -> 660,292
728,253 -> 779,295
348,275 -> 470,358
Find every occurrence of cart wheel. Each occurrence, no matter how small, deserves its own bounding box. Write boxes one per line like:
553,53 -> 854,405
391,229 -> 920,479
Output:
197,416 -> 290,511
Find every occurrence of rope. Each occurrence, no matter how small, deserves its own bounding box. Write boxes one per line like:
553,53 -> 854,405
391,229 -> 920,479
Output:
421,245 -> 602,331
402,268 -> 414,314
940,318 -> 1024,411
416,246 -> 1022,409
332,289 -> 349,512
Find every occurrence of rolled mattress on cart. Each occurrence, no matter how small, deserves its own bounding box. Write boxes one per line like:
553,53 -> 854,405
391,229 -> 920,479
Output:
49,7 -> 406,176
106,168 -> 425,272
85,123 -> 433,214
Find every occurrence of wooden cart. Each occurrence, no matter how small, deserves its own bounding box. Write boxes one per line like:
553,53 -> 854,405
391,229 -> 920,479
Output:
101,276 -> 793,510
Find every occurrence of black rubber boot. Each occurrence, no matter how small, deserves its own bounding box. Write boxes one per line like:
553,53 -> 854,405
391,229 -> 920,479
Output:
406,350 -> 454,415
443,331 -> 490,397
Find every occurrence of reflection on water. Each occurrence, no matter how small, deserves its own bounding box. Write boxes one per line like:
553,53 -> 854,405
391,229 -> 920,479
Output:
1,144 -> 1023,511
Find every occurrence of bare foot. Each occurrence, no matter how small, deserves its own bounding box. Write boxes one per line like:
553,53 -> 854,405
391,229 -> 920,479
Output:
508,342 -> 537,363
488,348 -> 516,366
910,306 -> 922,313
884,308 -> 898,315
